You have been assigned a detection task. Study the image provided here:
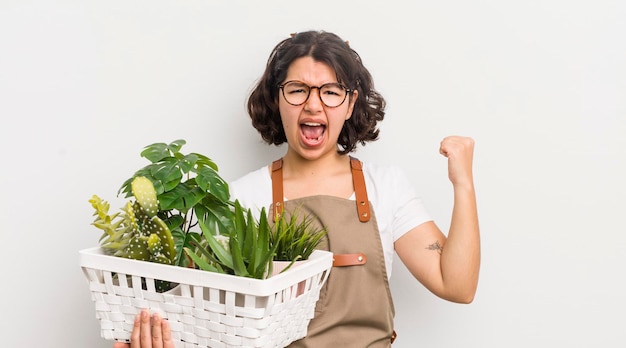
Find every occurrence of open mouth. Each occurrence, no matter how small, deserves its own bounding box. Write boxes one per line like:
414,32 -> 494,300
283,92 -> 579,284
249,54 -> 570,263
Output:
300,122 -> 326,145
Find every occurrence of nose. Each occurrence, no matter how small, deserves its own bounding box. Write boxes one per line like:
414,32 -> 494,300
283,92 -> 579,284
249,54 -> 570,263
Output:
304,87 -> 323,112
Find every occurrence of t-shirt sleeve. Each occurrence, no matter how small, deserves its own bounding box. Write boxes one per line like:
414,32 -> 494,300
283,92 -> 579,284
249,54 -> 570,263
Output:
229,167 -> 272,218
387,166 -> 433,242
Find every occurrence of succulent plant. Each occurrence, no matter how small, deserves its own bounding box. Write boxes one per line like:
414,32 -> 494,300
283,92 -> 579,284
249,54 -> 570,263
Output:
271,208 -> 327,271
89,176 -> 175,265
186,202 -> 327,278
184,200 -> 277,278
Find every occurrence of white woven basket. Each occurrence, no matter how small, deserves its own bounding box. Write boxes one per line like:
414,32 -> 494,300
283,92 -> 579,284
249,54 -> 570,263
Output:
79,247 -> 332,348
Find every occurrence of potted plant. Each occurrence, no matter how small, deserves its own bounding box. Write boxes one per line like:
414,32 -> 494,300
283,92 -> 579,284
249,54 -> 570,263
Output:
186,200 -> 278,279
82,140 -> 334,347
270,209 -> 327,275
90,139 -> 328,281
88,139 -> 242,291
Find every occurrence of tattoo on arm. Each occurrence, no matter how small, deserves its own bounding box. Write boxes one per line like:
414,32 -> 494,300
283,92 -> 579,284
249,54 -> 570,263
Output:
426,241 -> 443,254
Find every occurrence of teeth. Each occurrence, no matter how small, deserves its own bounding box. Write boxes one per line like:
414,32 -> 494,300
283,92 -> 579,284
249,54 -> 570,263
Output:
303,122 -> 322,126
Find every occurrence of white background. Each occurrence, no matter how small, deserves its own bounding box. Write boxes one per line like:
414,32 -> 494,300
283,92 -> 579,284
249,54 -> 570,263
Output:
1,1 -> 625,347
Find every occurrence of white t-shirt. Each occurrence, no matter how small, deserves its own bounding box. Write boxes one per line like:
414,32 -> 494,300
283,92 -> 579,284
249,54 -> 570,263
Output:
229,162 -> 432,278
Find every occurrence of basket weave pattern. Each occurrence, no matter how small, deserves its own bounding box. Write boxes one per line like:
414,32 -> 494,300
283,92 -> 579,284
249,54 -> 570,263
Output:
80,247 -> 332,348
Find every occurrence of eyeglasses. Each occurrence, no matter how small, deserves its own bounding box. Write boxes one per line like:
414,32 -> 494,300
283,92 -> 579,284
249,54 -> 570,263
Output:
278,80 -> 352,108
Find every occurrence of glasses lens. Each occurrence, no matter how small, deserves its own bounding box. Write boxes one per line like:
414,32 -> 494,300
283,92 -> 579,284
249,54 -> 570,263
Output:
319,83 -> 347,107
282,82 -> 310,105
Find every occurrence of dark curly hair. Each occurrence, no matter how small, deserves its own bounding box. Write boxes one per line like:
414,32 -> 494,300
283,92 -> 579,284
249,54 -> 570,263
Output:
247,30 -> 386,154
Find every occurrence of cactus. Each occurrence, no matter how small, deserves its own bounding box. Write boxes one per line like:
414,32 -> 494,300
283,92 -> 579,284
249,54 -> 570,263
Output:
131,176 -> 158,217
89,177 -> 176,266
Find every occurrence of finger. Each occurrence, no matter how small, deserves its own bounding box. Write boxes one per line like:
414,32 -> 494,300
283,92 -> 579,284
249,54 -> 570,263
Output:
151,313 -> 164,348
439,139 -> 452,157
439,144 -> 448,157
129,312 -> 142,348
113,343 -> 130,348
439,136 -> 455,157
139,309 -> 153,348
161,320 -> 176,348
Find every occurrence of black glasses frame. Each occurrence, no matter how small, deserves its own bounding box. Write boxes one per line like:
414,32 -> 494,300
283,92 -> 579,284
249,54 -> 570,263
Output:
278,80 -> 352,108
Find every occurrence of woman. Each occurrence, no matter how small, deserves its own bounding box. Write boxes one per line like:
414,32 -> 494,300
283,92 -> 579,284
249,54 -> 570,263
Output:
115,30 -> 480,348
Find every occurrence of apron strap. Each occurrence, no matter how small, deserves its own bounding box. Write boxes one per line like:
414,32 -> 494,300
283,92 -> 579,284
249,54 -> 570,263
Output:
270,157 -> 372,223
349,157 -> 371,223
271,158 -> 284,220
332,253 -> 367,267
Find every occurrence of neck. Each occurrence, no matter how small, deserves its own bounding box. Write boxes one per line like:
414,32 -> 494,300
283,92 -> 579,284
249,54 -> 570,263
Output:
281,151 -> 351,179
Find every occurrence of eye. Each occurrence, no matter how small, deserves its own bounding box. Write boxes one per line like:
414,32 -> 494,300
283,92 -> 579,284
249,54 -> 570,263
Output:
284,82 -> 309,94
321,83 -> 345,96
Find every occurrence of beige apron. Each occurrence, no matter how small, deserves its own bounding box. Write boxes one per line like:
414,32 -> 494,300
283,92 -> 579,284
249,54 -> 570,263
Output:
271,158 -> 396,347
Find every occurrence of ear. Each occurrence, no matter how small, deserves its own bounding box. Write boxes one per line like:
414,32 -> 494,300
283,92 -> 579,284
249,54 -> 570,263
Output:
345,89 -> 358,120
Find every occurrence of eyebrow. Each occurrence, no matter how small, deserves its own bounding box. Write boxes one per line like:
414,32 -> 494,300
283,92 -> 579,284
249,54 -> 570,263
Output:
283,80 -> 341,86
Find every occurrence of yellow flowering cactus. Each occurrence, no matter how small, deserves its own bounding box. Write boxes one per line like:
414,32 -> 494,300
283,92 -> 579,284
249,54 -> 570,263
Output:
89,176 -> 175,265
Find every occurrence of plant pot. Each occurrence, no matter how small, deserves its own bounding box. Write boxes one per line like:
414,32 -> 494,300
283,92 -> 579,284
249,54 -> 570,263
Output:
271,260 -> 308,296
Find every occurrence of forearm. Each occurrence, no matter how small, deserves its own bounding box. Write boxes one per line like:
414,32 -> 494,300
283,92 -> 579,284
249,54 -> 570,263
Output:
440,184 -> 481,303
397,135 -> 480,303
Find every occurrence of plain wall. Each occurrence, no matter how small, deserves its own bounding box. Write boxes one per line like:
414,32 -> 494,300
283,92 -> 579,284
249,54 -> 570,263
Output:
1,1 -> 624,347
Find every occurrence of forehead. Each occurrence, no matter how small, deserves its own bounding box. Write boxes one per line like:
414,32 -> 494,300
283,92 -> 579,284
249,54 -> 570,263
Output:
285,57 -> 337,84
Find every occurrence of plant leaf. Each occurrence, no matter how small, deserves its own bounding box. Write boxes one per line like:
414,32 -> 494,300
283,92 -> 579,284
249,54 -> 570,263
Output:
178,153 -> 198,174
184,247 -> 220,273
233,201 -> 246,251
166,139 -> 186,154
186,236 -> 224,268
141,142 -> 172,163
191,152 -> 219,171
229,234 -> 249,277
242,208 -> 256,263
159,182 -> 206,212
196,197 -> 235,235
200,224 -> 234,270
195,166 -> 230,203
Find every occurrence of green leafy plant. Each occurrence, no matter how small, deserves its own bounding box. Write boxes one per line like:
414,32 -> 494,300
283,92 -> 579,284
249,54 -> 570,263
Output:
186,204 -> 327,277
116,139 -> 235,267
185,201 -> 279,278
88,140 -> 240,289
270,209 -> 327,273
88,140 -> 328,286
